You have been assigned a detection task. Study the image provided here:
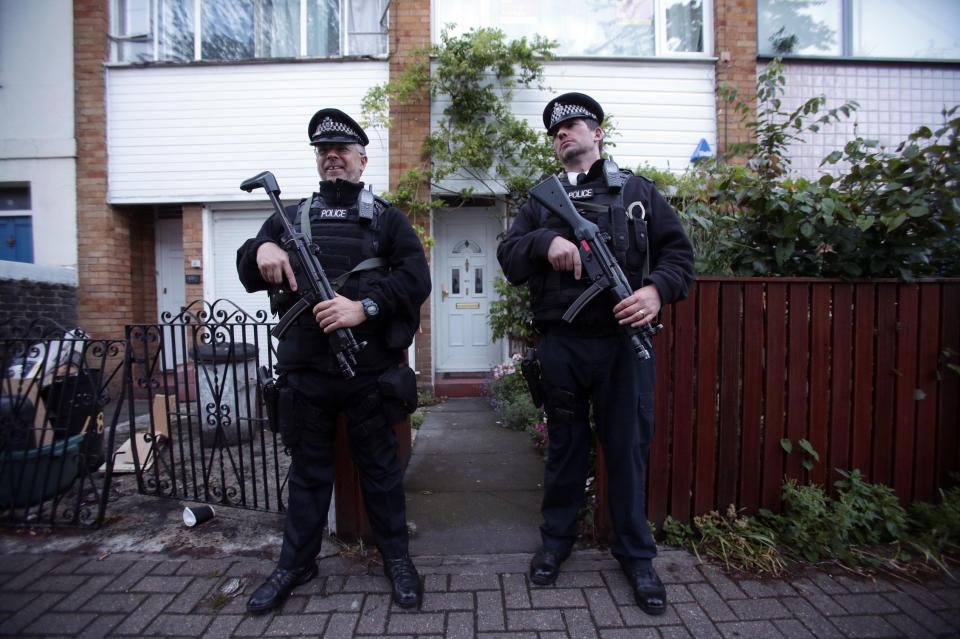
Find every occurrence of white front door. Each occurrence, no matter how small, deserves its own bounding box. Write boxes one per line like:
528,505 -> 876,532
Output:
156,217 -> 185,367
435,209 -> 503,372
156,217 -> 185,320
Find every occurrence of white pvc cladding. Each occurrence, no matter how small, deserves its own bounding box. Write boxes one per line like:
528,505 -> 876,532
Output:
106,60 -> 390,205
431,59 -> 717,196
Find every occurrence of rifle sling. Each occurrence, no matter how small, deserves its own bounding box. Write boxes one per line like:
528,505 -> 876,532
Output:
329,257 -> 388,291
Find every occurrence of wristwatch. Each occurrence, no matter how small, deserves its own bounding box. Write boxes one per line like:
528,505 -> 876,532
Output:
360,297 -> 380,319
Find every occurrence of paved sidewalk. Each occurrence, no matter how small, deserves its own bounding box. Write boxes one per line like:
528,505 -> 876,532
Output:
0,398 -> 958,637
1,547 -> 959,638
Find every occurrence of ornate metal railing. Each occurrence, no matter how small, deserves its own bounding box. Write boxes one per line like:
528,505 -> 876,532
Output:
0,319 -> 127,528
125,300 -> 288,512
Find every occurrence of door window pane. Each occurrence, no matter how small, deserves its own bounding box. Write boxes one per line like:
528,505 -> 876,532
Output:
451,268 -> 460,295
307,0 -> 341,56
202,0 -> 255,60
757,0 -> 841,56
852,0 -> 960,59
0,185 -> 31,211
474,268 -> 483,295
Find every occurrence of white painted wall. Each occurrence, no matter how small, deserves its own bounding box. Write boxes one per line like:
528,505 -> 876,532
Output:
106,61 -> 391,205
0,0 -> 77,269
433,59 -> 717,194
774,62 -> 960,178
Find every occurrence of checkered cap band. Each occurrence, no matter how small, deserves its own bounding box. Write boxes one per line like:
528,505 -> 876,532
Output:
313,116 -> 361,141
550,102 -> 598,128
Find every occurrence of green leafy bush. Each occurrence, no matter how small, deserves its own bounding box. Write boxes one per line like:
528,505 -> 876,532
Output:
486,354 -> 541,430
908,485 -> 960,559
646,59 -> 960,279
661,441 -> 956,578
488,276 -> 536,347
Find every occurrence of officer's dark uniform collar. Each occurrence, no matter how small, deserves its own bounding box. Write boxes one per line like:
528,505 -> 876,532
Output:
582,158 -> 607,182
564,158 -> 607,185
316,178 -> 365,206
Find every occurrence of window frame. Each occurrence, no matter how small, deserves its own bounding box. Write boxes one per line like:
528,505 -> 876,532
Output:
757,0 -> 960,63
431,0 -> 714,61
109,0 -> 389,65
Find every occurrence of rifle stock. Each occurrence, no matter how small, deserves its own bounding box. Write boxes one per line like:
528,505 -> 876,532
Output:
529,175 -> 660,360
241,171 -> 365,378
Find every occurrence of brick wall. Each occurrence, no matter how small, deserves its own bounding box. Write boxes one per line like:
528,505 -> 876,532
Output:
0,280 -> 79,336
127,207 -> 157,324
182,204 -> 204,305
75,0 -> 136,339
714,0 -> 758,155
388,0 -> 433,383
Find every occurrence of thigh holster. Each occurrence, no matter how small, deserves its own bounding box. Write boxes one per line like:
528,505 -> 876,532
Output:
278,389 -> 336,450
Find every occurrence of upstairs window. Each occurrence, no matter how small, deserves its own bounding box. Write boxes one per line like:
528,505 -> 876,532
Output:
111,0 -> 388,63
758,0 -> 960,61
434,0 -> 712,58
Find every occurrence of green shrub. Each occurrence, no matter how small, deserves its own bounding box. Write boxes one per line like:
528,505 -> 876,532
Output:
833,469 -> 907,544
908,485 -> 960,558
488,276 -> 536,347
648,59 -> 960,279
486,354 -> 542,430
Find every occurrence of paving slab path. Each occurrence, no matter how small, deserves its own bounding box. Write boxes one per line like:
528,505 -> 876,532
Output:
0,397 -> 958,637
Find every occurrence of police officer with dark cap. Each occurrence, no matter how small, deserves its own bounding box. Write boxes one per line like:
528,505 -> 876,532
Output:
497,92 -> 693,616
237,107 -> 431,614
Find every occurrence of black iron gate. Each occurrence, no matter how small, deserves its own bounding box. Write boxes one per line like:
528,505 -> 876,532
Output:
125,300 -> 288,513
0,319 -> 128,528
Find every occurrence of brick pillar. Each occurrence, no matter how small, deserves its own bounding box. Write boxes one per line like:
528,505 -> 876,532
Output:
388,0 -> 433,384
75,0 -> 135,338
128,207 -> 157,323
182,204 -> 204,306
714,0 -> 758,156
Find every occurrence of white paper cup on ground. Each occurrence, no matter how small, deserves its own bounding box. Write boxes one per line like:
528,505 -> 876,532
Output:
183,505 -> 215,527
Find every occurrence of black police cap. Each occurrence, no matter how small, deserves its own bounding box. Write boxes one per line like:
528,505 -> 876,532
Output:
542,92 -> 604,136
307,108 -> 369,146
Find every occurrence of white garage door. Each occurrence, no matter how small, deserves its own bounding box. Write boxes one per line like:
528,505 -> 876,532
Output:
210,204 -> 281,364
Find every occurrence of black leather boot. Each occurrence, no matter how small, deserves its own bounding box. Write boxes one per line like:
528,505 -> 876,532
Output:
383,556 -> 423,609
529,547 -> 571,586
620,561 -> 667,616
246,563 -> 319,615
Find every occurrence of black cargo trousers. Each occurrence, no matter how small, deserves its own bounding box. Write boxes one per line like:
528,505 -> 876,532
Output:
537,330 -> 658,566
277,369 -> 409,569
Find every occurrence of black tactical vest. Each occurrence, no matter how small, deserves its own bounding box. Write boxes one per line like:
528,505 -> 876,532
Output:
529,172 -> 649,331
275,185 -> 396,372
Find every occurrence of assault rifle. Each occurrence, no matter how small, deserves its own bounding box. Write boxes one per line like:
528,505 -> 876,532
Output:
240,171 -> 365,378
529,175 -> 661,360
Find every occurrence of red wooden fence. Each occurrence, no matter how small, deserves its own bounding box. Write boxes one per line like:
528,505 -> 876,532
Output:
597,277 -> 960,533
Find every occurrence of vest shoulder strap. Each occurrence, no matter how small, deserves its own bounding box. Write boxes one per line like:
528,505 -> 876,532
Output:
295,195 -> 314,243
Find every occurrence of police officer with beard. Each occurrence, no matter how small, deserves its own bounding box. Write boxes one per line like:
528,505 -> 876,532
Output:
497,93 -> 694,616
237,108 -> 431,614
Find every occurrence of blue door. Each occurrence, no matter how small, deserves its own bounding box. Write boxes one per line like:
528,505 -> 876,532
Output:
0,216 -> 34,263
